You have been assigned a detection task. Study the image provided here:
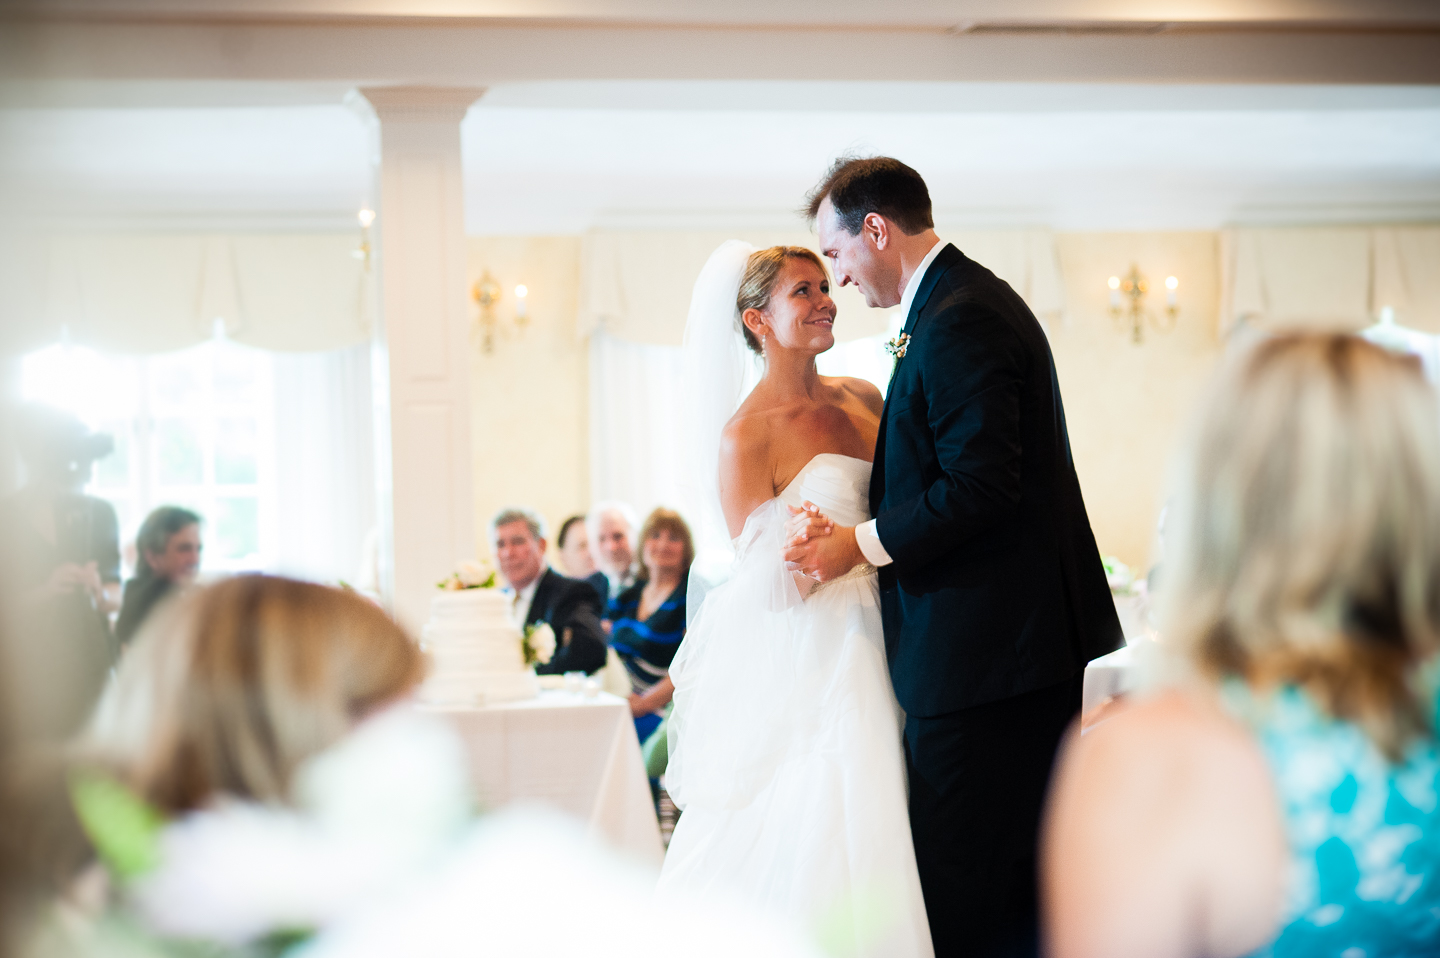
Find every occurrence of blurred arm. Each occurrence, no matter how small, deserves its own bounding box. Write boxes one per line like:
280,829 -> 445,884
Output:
1041,691 -> 1287,958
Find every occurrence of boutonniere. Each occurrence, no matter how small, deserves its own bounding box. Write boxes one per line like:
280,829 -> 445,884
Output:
884,331 -> 912,361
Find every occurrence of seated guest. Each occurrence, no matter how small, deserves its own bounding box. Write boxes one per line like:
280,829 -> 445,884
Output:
585,501 -> 639,603
608,508 -> 691,745
555,514 -> 596,580
492,507 -> 607,675
76,575 -> 467,948
1043,334 -> 1440,958
114,505 -> 201,648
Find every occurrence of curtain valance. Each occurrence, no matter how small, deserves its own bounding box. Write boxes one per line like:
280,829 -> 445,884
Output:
0,232 -> 373,357
1221,225 -> 1440,335
579,228 -> 1065,346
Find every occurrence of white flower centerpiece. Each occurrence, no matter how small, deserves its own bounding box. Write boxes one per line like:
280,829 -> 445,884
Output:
437,559 -> 498,591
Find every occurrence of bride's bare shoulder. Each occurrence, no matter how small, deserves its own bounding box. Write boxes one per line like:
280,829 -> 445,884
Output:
719,403 -> 772,462
825,376 -> 884,416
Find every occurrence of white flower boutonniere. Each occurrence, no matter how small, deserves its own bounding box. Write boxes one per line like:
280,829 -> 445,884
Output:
885,331 -> 912,361
523,622 -> 556,667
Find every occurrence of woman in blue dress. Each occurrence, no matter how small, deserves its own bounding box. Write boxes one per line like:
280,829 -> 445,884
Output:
607,508 -> 691,745
1044,333 -> 1440,958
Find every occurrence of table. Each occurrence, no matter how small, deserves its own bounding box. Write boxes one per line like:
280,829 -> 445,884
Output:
425,690 -> 665,866
1081,644 -> 1138,716
1079,593 -> 1155,716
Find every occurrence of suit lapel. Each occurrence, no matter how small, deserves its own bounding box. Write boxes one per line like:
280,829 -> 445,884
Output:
871,244 -> 963,513
526,568 -> 554,626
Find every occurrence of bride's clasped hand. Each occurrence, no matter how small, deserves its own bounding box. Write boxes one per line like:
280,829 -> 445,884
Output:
782,500 -> 849,581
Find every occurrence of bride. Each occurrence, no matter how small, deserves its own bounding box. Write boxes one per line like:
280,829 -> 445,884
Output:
659,242 -> 933,958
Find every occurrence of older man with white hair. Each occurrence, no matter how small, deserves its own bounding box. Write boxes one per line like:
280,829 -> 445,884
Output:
584,500 -> 639,604
491,506 -> 607,676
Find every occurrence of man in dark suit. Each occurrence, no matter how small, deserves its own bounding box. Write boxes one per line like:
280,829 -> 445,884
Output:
491,507 -> 608,676
786,157 -> 1122,958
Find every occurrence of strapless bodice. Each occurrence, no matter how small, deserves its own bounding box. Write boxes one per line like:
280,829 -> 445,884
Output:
777,454 -> 873,529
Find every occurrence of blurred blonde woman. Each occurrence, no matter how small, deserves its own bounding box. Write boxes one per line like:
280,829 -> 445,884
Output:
77,575 -> 470,947
1043,334 -> 1440,958
37,577 -> 829,958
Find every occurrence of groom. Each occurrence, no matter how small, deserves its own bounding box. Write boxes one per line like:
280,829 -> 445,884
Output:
786,157 -> 1122,958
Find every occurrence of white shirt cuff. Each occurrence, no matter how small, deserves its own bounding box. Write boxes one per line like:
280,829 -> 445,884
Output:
855,519 -> 893,567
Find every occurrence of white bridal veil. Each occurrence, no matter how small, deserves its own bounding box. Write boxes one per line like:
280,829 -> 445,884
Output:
680,240 -> 761,620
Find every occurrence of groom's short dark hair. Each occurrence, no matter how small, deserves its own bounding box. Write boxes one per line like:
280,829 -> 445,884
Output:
804,156 -> 934,236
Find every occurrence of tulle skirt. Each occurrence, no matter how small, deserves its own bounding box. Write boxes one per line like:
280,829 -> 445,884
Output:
659,500 -> 933,958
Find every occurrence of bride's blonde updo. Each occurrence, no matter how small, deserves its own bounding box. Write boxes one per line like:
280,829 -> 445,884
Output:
736,246 -> 828,354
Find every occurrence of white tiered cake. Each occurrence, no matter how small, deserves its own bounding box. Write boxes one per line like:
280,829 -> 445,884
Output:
420,588 -> 539,706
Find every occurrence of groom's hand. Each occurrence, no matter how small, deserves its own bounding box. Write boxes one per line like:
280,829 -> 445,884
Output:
784,521 -> 864,582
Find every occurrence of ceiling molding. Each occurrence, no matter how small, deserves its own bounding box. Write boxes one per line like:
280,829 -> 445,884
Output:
3,0 -> 1440,30
3,18 -> 1440,86
6,78 -> 1440,112
356,84 -> 485,121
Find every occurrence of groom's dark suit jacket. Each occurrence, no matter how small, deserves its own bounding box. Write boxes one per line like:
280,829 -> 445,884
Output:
871,244 -> 1122,718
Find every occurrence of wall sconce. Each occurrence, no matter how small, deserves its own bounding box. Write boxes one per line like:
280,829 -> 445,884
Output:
472,272 -> 531,353
352,208 -> 376,272
1108,264 -> 1178,345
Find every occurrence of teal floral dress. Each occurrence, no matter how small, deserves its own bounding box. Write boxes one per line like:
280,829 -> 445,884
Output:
1223,676 -> 1440,958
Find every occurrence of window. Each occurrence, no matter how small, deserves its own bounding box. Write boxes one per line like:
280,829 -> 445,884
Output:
20,338 -> 277,576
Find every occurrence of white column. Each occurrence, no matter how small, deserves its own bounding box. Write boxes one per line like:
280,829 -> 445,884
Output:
357,85 -> 484,632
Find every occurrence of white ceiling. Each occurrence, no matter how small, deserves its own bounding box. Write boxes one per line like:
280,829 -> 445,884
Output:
2,81 -> 1438,234
7,0 -> 1438,27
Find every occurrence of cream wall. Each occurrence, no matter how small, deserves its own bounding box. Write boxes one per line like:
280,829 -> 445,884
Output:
466,237 -> 589,564
1048,232 -> 1224,573
468,231 -> 1226,577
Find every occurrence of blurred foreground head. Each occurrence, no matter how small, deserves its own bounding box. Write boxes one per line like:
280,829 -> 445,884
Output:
85,575 -> 424,813
1165,332 -> 1440,755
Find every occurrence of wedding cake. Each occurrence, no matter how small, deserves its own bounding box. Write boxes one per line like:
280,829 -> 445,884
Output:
419,562 -> 541,706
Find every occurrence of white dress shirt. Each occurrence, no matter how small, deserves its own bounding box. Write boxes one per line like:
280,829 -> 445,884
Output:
603,570 -> 636,603
510,569 -> 544,627
854,238 -> 947,568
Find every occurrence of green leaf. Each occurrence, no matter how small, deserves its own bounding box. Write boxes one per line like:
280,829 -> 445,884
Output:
69,770 -> 166,882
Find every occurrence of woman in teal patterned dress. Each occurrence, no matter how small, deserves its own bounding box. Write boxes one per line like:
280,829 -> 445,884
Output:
1044,333 -> 1440,958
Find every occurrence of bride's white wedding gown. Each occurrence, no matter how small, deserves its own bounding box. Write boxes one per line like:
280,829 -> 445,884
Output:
660,454 -> 933,958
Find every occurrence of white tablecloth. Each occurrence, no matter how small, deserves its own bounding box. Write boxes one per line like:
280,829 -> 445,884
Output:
425,690 -> 665,866
1079,593 -> 1154,715
1081,644 -> 1138,716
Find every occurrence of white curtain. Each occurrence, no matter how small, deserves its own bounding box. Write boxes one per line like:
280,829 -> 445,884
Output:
587,330 -> 692,526
0,232 -> 373,358
1220,225 -> 1440,335
269,344 -> 376,586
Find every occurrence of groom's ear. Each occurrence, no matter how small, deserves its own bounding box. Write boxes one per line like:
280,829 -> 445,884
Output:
863,212 -> 889,251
